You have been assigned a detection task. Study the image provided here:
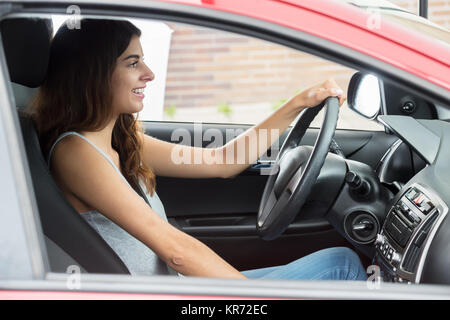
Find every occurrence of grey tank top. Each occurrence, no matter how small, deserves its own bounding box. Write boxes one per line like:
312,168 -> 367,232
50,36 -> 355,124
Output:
47,131 -> 175,276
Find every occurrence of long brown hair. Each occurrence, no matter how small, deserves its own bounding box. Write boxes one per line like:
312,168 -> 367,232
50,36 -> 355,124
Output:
27,19 -> 156,195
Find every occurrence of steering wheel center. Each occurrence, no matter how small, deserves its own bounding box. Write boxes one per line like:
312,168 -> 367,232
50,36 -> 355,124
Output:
273,146 -> 311,198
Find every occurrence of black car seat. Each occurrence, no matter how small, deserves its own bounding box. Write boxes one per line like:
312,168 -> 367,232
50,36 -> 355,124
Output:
1,17 -> 135,274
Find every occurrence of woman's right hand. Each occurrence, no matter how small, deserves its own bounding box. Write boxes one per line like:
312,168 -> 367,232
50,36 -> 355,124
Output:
289,78 -> 347,114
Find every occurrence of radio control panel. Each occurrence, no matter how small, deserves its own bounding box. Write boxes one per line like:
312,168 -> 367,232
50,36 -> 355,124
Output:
375,183 -> 447,283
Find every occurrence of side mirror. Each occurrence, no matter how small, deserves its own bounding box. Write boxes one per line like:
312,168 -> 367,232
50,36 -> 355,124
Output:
347,72 -> 383,120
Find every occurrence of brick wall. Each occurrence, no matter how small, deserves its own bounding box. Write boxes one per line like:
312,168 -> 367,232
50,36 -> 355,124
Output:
165,23 -> 356,111
162,2 -> 448,127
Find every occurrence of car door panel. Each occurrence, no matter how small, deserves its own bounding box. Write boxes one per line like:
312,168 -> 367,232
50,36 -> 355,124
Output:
196,229 -> 351,271
141,121 -> 393,268
146,122 -> 398,169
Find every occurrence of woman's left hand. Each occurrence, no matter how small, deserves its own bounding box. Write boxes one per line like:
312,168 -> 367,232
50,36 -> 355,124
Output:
291,78 -> 347,113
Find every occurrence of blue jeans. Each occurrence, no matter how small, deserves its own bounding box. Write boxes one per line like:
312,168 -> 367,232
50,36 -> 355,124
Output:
242,247 -> 367,281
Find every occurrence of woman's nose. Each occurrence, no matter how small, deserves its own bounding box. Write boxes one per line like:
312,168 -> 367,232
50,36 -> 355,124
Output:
141,65 -> 155,82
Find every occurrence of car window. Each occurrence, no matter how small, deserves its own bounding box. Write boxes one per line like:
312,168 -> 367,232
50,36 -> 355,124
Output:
129,19 -> 383,131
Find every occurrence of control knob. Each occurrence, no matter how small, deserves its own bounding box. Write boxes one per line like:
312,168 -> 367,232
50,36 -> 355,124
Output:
392,252 -> 402,265
345,171 -> 371,198
375,234 -> 384,247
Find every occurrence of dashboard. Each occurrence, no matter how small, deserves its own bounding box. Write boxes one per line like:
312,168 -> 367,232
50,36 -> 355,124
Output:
375,115 -> 450,284
375,183 -> 447,283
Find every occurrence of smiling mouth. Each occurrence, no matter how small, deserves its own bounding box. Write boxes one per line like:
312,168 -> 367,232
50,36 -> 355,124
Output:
132,88 -> 145,94
131,87 -> 145,99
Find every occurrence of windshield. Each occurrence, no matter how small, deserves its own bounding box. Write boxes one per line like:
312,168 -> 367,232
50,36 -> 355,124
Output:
342,0 -> 450,45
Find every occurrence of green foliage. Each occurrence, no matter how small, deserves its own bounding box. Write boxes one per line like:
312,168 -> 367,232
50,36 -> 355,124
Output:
272,89 -> 301,111
272,98 -> 287,111
217,102 -> 232,118
164,104 -> 177,118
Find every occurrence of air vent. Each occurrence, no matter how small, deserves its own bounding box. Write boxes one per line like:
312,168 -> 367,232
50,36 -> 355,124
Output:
402,211 -> 438,273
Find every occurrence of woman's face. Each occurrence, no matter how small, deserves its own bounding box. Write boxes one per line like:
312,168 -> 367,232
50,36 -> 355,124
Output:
110,35 -> 154,115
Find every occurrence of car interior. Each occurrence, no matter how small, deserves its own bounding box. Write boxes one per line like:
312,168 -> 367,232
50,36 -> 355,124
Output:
2,13 -> 449,287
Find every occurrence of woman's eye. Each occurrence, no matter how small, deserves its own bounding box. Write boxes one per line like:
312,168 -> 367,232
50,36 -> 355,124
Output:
130,61 -> 138,68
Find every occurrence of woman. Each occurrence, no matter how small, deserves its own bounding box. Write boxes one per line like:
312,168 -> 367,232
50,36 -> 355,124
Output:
28,19 -> 367,280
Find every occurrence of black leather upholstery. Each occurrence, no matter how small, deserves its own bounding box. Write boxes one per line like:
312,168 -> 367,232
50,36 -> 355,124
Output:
3,17 -> 131,274
1,18 -> 52,87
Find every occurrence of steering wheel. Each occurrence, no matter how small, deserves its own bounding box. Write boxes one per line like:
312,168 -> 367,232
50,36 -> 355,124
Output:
257,97 -> 340,240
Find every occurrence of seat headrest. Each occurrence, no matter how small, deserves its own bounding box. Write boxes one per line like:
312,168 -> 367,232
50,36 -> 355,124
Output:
1,18 -> 53,88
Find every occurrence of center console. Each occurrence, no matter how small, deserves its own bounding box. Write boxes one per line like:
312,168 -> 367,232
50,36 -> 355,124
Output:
375,183 -> 448,283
